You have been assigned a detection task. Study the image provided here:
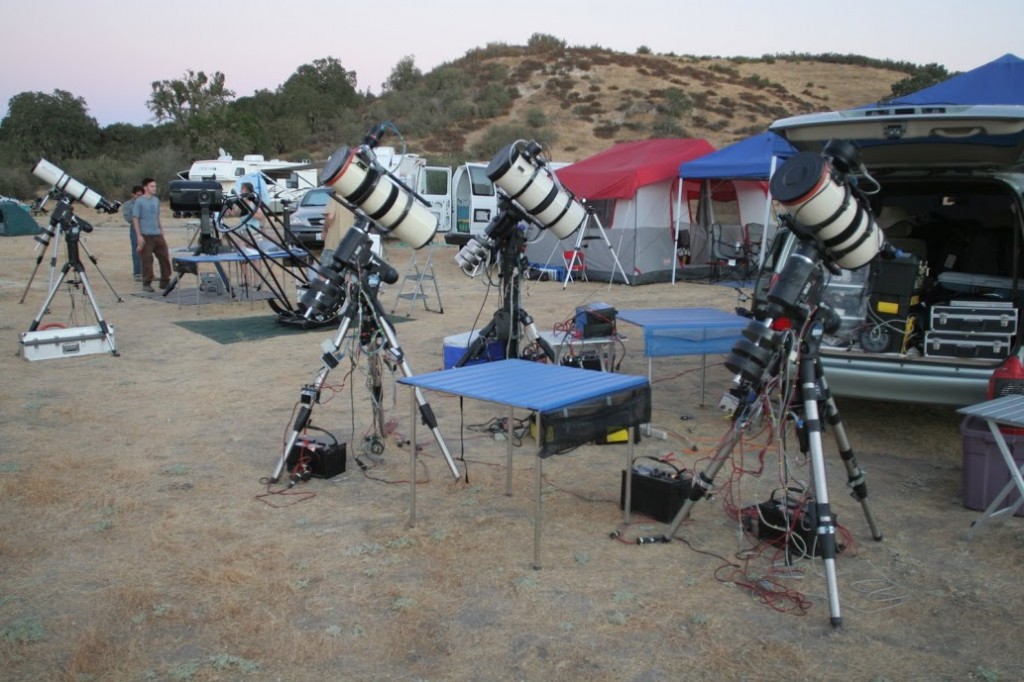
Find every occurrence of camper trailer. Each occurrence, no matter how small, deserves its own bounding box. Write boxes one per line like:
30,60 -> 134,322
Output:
177,149 -> 319,214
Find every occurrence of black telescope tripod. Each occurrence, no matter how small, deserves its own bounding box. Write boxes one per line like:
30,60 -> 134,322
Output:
456,199 -> 555,367
270,219 -> 460,485
23,196 -> 118,355
658,240 -> 883,628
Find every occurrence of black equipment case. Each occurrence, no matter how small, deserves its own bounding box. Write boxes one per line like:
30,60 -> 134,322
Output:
923,332 -> 1013,359
930,302 -> 1018,335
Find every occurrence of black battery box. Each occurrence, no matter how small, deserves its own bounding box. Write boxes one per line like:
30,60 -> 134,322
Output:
619,459 -> 692,523
740,493 -> 844,559
575,302 -> 617,338
286,437 -> 347,479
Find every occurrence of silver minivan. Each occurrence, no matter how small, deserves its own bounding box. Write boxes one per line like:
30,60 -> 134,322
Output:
758,104 -> 1024,406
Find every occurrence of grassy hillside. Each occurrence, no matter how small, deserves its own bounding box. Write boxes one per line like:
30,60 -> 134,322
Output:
367,45 -> 908,163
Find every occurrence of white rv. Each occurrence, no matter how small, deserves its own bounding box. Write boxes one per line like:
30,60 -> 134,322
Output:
178,149 -> 319,213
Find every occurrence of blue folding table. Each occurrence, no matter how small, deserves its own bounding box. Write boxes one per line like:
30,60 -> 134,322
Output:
169,246 -> 309,311
617,307 -> 746,406
399,359 -> 651,568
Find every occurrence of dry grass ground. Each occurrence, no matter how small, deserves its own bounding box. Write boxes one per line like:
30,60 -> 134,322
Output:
1,212 -> 1022,681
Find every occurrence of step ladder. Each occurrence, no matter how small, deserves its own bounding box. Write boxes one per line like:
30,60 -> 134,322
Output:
391,242 -> 443,316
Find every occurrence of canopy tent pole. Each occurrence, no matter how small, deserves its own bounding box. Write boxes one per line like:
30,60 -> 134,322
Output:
672,180 -> 683,284
757,155 -> 779,270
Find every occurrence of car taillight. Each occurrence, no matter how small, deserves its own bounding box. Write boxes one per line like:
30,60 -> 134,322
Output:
988,355 -> 1024,434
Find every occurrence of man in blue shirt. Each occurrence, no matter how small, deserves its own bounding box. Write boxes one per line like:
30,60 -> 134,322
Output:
132,178 -> 171,292
122,185 -> 143,281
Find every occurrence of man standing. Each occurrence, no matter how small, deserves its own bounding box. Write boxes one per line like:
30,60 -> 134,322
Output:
132,178 -> 171,292
122,185 -> 143,281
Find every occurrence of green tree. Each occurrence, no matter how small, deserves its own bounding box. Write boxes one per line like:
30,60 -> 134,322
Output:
0,89 -> 100,162
886,63 -> 953,100
659,87 -> 693,117
526,33 -> 566,53
230,89 -> 304,154
381,55 -> 423,94
278,57 -> 360,134
147,70 -> 235,152
147,69 -> 234,126
470,124 -> 556,160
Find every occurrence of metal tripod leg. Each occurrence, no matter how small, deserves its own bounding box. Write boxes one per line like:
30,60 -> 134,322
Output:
28,262 -> 73,331
585,213 -> 630,286
19,229 -> 63,304
27,262 -> 117,354
369,294 -> 460,479
78,238 -> 123,301
270,310 -> 354,485
662,407 -> 751,540
271,291 -> 461,484
797,357 -> 843,628
816,359 -> 883,542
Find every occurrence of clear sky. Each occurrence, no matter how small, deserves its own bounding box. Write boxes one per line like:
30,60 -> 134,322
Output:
2,0 -> 1020,127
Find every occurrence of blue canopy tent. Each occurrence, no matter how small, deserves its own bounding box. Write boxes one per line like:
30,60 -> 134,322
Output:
880,53 -> 1024,106
674,131 -> 797,281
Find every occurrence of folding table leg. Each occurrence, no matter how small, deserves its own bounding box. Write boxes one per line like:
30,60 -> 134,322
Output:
408,387 -> 417,528
533,411 -> 543,570
506,406 -> 514,496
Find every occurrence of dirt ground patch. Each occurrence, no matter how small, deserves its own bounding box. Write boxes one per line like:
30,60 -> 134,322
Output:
1,212 -> 1022,681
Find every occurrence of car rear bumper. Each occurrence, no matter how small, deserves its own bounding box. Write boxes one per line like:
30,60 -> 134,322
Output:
820,353 -> 994,407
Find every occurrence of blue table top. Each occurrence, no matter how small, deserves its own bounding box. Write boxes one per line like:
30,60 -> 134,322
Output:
617,307 -> 743,329
615,307 -> 745,357
398,359 -> 648,412
172,248 -> 306,263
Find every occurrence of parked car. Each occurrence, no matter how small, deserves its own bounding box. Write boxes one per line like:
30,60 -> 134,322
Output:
755,103 -> 1024,407
286,187 -> 333,250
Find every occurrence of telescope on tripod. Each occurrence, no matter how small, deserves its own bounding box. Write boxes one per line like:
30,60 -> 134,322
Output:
657,140 -> 889,628
269,122 -> 461,487
19,161 -> 122,360
453,140 -> 587,366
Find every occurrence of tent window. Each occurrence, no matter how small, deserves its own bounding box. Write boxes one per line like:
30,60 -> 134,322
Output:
583,199 -> 615,227
711,199 -> 741,224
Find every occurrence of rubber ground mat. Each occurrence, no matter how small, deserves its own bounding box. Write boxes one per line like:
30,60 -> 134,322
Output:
173,314 -> 411,345
132,287 -> 276,306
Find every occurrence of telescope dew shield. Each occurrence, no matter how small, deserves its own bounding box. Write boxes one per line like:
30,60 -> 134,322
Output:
770,151 -> 883,270
486,143 -> 586,239
32,159 -> 118,213
322,146 -> 437,249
